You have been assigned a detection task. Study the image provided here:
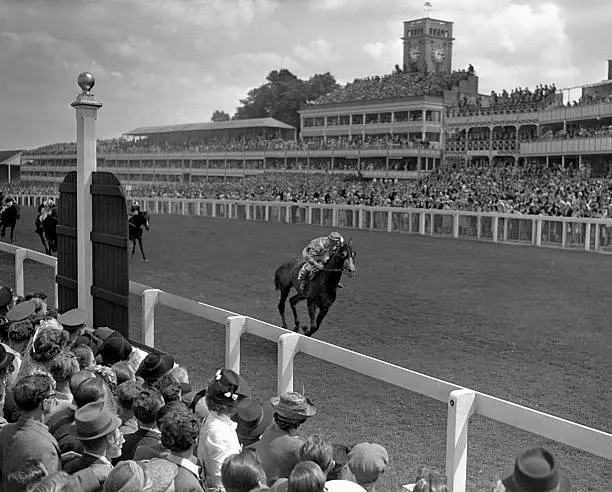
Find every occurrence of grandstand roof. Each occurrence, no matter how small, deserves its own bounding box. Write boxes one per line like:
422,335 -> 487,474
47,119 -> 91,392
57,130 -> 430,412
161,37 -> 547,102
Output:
123,117 -> 296,136
0,150 -> 23,164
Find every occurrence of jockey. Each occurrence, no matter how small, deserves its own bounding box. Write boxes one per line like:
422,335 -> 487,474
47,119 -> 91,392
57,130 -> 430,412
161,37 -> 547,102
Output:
298,231 -> 345,294
129,201 -> 140,218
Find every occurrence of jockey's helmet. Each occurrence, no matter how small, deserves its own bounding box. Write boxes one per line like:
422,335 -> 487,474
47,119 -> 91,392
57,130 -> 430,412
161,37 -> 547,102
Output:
47,198 -> 55,206
328,232 -> 344,244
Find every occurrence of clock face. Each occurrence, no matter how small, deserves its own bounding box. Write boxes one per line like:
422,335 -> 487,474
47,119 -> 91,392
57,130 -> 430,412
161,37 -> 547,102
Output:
432,47 -> 446,63
409,47 -> 420,61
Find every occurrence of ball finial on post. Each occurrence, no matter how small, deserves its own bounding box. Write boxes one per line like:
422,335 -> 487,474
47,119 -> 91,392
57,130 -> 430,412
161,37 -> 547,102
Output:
77,72 -> 95,95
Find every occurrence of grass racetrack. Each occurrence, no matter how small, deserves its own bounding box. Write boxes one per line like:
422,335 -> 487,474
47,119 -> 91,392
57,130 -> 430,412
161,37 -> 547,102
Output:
2,207 -> 611,491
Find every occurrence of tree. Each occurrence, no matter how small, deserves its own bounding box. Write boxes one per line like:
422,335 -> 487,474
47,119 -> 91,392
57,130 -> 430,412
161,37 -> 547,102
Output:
210,110 -> 231,122
233,69 -> 339,130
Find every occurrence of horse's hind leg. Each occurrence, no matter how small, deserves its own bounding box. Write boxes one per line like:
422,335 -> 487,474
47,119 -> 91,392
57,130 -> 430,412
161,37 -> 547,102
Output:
277,286 -> 291,330
289,294 -> 304,333
131,239 -> 136,257
138,238 -> 148,262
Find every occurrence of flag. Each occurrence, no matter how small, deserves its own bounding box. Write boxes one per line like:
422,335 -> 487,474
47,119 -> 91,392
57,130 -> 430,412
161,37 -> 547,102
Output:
425,2 -> 432,7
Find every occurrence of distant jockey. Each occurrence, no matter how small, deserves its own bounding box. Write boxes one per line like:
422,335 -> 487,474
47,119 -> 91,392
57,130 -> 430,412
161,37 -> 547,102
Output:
130,200 -> 140,218
298,231 -> 345,294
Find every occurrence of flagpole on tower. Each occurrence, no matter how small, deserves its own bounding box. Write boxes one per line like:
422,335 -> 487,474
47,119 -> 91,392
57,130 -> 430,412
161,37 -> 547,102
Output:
424,1 -> 432,17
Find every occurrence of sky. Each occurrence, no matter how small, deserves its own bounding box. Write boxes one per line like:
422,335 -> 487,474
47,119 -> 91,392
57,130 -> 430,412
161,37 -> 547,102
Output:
1,0 -> 611,150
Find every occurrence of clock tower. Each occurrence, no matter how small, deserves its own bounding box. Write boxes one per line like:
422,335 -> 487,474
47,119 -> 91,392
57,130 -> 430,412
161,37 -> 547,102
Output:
402,17 -> 454,74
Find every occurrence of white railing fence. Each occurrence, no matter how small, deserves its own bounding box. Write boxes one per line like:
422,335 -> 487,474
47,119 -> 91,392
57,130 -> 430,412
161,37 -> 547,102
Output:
0,243 -> 611,492
16,194 -> 612,253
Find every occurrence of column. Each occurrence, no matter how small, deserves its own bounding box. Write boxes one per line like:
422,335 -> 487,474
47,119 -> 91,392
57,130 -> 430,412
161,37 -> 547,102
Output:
71,73 -> 102,326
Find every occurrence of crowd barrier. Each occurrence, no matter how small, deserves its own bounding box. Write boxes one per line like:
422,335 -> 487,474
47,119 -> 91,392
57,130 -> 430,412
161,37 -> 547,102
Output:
13,194 -> 612,254
1,241 -> 611,492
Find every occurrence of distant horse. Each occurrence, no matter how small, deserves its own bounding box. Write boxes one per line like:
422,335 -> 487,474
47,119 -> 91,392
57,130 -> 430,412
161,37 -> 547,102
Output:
274,240 -> 356,337
0,201 -> 20,243
129,211 -> 150,262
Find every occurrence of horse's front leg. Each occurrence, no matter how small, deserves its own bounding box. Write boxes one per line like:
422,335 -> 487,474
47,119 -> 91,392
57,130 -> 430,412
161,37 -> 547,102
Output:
138,237 -> 148,262
305,300 -> 318,337
289,294 -> 304,333
310,305 -> 330,337
131,239 -> 136,257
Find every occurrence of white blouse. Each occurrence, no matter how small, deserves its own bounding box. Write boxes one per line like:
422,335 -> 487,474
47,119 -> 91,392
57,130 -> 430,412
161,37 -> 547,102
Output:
197,411 -> 241,490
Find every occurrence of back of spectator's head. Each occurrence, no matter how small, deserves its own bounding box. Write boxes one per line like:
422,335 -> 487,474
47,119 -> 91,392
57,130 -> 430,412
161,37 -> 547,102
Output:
135,353 -> 174,384
154,372 -> 182,404
159,406 -> 199,453
221,448 -> 266,492
24,471 -> 73,492
299,435 -> 334,475
30,327 -> 68,363
413,474 -> 447,492
6,459 -> 47,489
327,444 -> 351,481
116,380 -> 143,410
72,344 -> 95,370
49,352 -> 79,385
168,366 -> 190,392
8,320 -> 35,344
288,461 -> 326,492
69,370 -> 96,395
73,376 -> 107,408
99,334 -> 132,366
111,361 -> 135,385
348,443 -> 389,486
133,387 -> 164,425
13,374 -> 55,413
501,447 -> 570,492
104,460 -> 145,492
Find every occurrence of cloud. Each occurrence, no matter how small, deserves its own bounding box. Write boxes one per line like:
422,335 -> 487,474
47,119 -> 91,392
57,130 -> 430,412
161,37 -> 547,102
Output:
362,42 -> 385,59
294,38 -> 337,63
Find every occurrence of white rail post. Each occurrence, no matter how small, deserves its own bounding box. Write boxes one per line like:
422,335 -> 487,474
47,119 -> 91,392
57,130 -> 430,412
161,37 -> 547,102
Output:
491,215 -> 499,243
453,212 -> 460,238
277,333 -> 301,396
419,212 -> 426,235
585,223 -> 592,251
286,205 -> 291,223
387,210 -> 393,232
225,316 -> 247,373
536,219 -> 543,247
72,73 -> 102,326
141,289 -> 161,347
446,389 -> 476,492
594,224 -> 601,250
14,248 -> 27,297
53,259 -> 59,308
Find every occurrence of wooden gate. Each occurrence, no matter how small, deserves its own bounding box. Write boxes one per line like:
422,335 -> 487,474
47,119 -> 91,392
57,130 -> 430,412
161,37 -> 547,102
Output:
56,171 -> 78,311
56,171 -> 129,336
91,172 -> 129,335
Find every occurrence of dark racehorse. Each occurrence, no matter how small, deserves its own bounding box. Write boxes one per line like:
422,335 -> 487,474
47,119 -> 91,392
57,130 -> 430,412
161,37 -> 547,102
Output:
274,240 -> 356,337
0,202 -> 20,243
35,207 -> 58,255
129,211 -> 150,262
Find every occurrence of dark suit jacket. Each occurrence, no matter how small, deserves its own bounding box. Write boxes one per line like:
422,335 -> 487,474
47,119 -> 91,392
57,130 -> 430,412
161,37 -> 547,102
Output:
257,423 -> 305,486
0,416 -> 61,492
63,452 -> 106,474
114,427 -> 161,463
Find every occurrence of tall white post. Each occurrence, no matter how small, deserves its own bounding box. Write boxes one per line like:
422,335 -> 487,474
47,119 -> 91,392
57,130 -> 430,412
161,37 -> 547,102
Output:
71,73 -> 102,326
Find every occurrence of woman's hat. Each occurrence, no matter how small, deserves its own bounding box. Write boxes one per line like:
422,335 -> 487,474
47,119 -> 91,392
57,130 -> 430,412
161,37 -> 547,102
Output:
99,333 -> 133,366
502,447 -> 570,492
207,368 -> 243,405
135,353 -> 175,382
234,398 -> 274,444
6,300 -> 36,322
74,400 -> 121,441
0,344 -> 15,371
270,391 -> 317,419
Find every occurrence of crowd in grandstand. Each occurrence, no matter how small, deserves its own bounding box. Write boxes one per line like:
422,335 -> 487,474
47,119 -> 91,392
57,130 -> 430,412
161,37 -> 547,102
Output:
309,68 -> 473,106
8,162 -> 612,218
0,286 -> 574,492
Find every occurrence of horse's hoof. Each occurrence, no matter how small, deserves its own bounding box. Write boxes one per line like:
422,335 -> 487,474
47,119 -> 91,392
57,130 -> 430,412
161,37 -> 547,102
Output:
143,259 -> 149,263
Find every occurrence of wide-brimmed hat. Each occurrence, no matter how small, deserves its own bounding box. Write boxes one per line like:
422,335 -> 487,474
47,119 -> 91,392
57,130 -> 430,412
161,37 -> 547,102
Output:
136,353 -> 175,382
6,299 -> 36,322
0,286 -> 13,308
270,391 -> 317,419
0,344 -> 15,371
234,398 -> 274,444
502,447 -> 570,492
74,400 -> 121,441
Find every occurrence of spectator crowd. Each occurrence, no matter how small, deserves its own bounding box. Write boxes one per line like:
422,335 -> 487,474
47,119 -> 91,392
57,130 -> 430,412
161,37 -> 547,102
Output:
0,285 -> 573,491
8,161 -> 612,218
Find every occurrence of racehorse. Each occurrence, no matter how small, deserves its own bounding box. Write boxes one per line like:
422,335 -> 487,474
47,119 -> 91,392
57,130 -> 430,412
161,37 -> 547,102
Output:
274,240 -> 356,337
0,200 -> 20,244
129,211 -> 150,262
